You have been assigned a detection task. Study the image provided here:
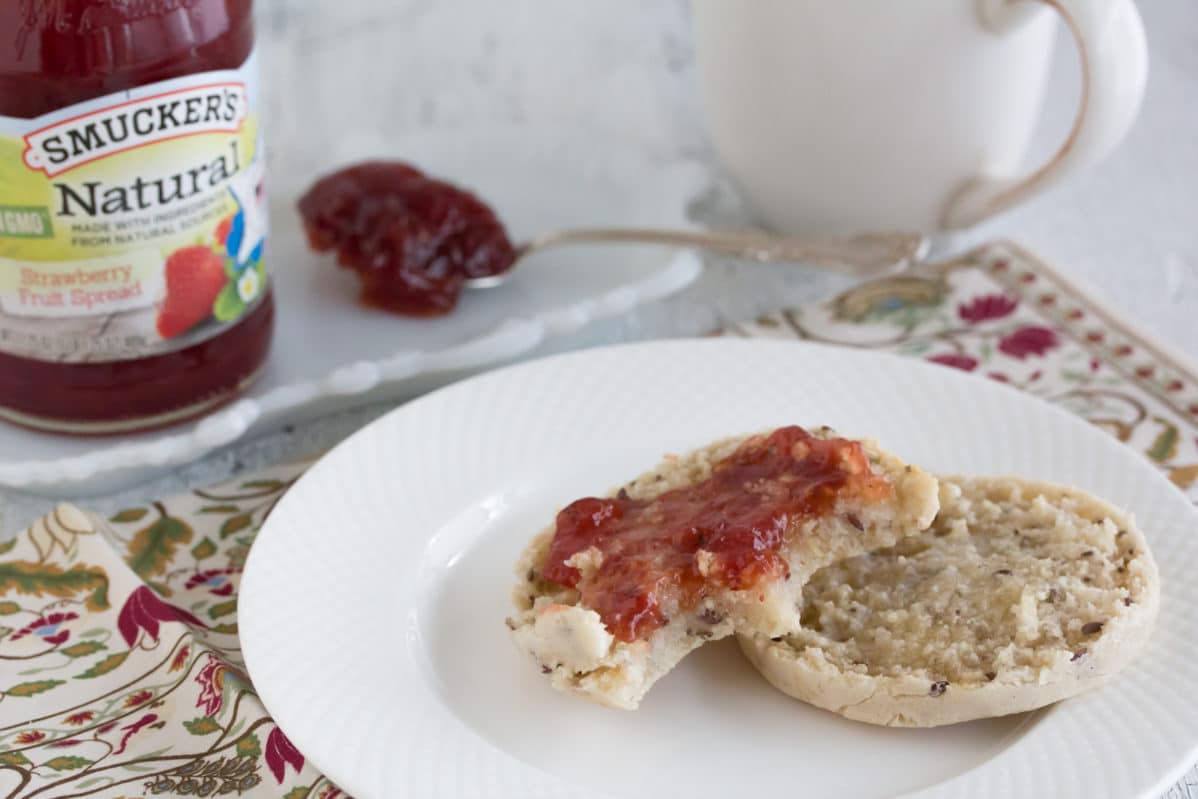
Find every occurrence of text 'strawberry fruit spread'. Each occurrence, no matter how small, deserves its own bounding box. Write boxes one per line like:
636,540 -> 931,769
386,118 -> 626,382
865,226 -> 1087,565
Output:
0,0 -> 272,433
298,161 -> 516,316
543,426 -> 895,643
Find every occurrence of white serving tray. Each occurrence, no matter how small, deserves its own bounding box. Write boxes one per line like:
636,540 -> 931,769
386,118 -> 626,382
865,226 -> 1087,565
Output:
0,127 -> 706,495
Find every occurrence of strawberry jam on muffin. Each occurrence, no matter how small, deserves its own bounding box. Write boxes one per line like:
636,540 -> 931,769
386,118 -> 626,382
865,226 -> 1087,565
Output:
508,426 -> 940,709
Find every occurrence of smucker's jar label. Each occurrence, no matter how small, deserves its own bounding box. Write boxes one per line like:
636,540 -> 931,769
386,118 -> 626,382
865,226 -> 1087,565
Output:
0,50 -> 267,363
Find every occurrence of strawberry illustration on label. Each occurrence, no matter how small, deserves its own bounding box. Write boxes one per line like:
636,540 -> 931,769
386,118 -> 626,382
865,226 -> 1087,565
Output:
156,246 -> 228,339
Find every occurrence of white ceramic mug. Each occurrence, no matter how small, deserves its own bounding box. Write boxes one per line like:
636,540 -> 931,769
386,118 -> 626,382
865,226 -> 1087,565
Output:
691,0 -> 1148,235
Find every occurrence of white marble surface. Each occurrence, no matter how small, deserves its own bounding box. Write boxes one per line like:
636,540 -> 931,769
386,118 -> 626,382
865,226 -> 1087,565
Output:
1,1 -> 1197,794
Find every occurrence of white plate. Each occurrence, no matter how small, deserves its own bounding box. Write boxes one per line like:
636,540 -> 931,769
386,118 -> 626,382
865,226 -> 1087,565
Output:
239,339 -> 1198,799
0,127 -> 705,494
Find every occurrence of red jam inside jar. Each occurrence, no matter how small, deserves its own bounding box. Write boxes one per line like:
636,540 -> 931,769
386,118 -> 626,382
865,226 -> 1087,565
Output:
0,1 -> 273,434
543,427 -> 895,643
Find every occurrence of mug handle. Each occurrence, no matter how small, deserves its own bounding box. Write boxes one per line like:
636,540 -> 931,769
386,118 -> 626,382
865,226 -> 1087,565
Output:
942,0 -> 1148,229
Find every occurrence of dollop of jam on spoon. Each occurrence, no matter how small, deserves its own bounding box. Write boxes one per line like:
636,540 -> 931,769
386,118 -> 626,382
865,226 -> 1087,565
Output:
298,161 -> 516,316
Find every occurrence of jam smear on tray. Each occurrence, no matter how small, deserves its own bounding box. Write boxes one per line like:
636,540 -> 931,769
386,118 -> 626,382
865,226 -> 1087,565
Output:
298,162 -> 517,316
543,426 -> 894,643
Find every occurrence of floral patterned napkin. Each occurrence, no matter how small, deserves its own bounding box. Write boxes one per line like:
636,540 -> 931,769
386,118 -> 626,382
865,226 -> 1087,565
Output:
1,241 -> 1195,799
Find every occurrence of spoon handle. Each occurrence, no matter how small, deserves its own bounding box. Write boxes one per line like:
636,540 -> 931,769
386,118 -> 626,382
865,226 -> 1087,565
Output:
521,228 -> 929,276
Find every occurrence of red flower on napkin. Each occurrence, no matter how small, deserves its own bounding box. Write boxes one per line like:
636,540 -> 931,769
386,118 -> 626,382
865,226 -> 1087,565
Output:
184,568 -> 240,596
9,611 -> 78,644
958,293 -> 1017,323
170,645 -> 191,673
926,353 -> 979,372
998,326 -> 1059,360
117,586 -> 206,647
113,713 -> 158,755
195,654 -> 228,716
124,689 -> 154,708
266,727 -> 306,784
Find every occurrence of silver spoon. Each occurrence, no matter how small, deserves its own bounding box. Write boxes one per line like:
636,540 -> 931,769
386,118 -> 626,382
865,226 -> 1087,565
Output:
465,229 -> 929,289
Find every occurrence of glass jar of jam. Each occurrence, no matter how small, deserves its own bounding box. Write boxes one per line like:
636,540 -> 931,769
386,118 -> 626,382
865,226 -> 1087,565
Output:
0,0 -> 273,434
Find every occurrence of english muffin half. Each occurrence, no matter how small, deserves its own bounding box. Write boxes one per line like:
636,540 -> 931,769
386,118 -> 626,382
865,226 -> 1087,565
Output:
739,476 -> 1160,726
